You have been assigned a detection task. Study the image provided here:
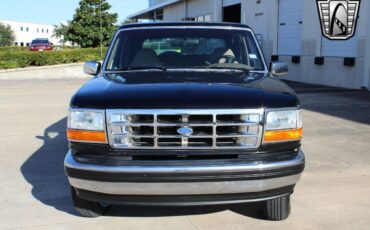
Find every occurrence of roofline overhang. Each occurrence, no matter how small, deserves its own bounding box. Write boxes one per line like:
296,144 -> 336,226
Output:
127,0 -> 182,19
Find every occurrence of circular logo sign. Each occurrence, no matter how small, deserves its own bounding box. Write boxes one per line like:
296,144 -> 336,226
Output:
177,127 -> 193,137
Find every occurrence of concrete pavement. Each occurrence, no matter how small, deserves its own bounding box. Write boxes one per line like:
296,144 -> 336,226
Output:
0,79 -> 369,230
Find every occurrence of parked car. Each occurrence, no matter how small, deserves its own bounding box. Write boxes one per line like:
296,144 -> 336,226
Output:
29,38 -> 52,51
64,22 -> 305,221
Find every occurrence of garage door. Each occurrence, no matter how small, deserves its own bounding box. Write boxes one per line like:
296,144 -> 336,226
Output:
278,0 -> 303,55
321,38 -> 357,57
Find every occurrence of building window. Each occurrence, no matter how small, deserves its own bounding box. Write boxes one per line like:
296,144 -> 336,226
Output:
182,17 -> 196,21
148,9 -> 163,21
20,27 -> 23,31
20,42 -> 24,47
42,28 -> 44,33
26,27 -> 29,32
15,42 -> 18,46
37,28 -> 39,33
204,15 -> 211,22
183,14 -> 211,22
46,29 -> 49,33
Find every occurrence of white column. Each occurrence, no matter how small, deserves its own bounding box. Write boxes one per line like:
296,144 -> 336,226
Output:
184,0 -> 188,19
301,0 -> 322,57
363,0 -> 370,90
268,0 -> 279,55
213,0 -> 223,22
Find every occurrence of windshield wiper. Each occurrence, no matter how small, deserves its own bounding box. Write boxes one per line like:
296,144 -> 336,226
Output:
204,63 -> 253,73
117,66 -> 167,71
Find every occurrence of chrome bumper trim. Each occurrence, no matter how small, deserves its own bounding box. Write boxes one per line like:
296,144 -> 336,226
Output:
68,174 -> 301,195
65,150 -> 304,195
65,150 -> 305,174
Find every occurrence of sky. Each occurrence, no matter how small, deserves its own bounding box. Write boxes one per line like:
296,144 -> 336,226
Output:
0,0 -> 148,25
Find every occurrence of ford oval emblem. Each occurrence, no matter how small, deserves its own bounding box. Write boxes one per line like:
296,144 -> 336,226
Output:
177,127 -> 193,137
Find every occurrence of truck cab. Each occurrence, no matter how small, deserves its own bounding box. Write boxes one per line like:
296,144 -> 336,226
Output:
65,22 -> 304,221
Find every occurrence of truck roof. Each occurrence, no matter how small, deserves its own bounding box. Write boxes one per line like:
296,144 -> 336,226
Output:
119,22 -> 251,30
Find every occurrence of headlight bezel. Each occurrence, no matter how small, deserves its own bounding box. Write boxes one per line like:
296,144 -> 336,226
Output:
263,107 -> 303,143
265,108 -> 302,131
68,109 -> 106,131
67,108 -> 107,143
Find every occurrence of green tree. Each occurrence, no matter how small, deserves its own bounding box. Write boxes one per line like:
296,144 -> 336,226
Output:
0,23 -> 15,47
55,0 -> 118,48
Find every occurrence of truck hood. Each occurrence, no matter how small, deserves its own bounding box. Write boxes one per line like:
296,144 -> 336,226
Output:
70,71 -> 299,109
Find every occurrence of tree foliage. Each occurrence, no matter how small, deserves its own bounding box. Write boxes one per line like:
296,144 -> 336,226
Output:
54,0 -> 118,48
0,23 -> 15,47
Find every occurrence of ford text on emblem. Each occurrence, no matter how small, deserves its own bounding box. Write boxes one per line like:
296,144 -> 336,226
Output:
177,127 -> 193,137
317,0 -> 361,40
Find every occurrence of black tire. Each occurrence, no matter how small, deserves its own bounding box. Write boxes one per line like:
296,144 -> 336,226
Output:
71,187 -> 110,217
264,195 -> 291,221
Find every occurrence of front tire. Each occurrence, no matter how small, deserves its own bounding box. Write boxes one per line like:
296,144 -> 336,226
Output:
71,187 -> 110,217
264,195 -> 291,221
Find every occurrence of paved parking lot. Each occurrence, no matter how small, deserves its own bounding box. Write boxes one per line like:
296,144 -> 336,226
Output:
0,79 -> 369,230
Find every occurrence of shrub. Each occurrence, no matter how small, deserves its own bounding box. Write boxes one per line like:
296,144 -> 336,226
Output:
0,60 -> 18,69
0,47 -> 108,69
0,46 -> 28,53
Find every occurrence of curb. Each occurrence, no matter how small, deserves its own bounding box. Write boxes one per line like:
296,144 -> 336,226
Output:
0,63 -> 91,80
0,63 -> 84,73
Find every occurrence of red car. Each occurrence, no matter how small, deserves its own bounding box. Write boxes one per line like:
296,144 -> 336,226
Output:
29,39 -> 53,51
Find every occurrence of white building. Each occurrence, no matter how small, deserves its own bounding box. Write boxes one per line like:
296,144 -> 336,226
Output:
0,20 -> 62,46
128,0 -> 370,90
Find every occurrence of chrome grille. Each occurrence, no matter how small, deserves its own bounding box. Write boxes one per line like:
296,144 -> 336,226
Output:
107,109 -> 264,149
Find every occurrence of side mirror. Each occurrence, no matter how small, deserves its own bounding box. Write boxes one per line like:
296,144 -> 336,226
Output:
84,61 -> 101,75
270,61 -> 288,76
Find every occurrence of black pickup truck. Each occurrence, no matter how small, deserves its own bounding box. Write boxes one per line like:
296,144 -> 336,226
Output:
65,22 -> 305,221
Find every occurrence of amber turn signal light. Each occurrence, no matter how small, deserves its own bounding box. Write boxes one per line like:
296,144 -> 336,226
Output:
264,128 -> 303,143
67,129 -> 107,143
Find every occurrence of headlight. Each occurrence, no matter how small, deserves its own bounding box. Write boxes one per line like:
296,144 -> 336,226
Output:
69,110 -> 104,130
67,109 -> 107,143
266,110 -> 301,130
264,109 -> 302,143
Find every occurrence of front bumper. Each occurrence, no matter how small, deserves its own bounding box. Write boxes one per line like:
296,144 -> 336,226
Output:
65,150 -> 305,205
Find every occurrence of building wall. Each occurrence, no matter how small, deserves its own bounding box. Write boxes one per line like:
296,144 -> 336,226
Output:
157,0 -> 370,89
362,0 -> 370,90
163,0 -> 219,22
242,0 -> 278,64
279,0 -> 367,89
163,2 -> 187,21
186,0 -> 214,19
0,20 -> 62,46
241,0 -> 369,89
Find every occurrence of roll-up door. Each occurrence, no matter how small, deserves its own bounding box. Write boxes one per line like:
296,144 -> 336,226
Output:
278,0 -> 303,55
321,38 -> 357,57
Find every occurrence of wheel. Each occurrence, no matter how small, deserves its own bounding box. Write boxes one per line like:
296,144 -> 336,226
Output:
264,195 -> 291,221
71,187 -> 110,217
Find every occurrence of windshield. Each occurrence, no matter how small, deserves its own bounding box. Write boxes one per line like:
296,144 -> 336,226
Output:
105,28 -> 266,72
32,40 -> 49,44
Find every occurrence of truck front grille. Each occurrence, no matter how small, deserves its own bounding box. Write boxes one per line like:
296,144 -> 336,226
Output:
106,109 -> 264,149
